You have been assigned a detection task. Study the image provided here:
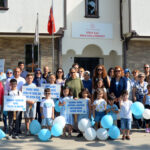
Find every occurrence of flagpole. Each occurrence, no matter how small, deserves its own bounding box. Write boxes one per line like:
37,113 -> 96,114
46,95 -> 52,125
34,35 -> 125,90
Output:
37,13 -> 40,68
52,0 -> 55,73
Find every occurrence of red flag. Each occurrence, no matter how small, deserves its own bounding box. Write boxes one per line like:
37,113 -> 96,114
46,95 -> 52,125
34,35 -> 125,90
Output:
47,7 -> 56,35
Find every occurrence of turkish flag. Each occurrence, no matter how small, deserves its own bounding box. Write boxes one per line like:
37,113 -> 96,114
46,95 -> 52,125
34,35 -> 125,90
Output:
47,7 -> 56,35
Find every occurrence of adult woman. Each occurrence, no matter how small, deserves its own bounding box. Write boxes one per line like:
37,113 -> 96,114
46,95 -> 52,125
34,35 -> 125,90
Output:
65,67 -> 84,98
56,68 -> 65,86
133,73 -> 148,103
107,67 -> 115,82
79,67 -> 85,80
109,66 -> 127,104
131,69 -> 139,87
33,68 -> 47,123
133,72 -> 148,128
92,65 -> 110,89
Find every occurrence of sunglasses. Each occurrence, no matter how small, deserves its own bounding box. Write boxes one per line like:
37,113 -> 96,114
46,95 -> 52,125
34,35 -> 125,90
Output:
70,72 -> 75,74
97,69 -> 102,71
57,71 -> 63,73
45,92 -> 51,95
36,72 -> 41,74
7,72 -> 12,74
144,67 -> 149,69
115,70 -> 121,72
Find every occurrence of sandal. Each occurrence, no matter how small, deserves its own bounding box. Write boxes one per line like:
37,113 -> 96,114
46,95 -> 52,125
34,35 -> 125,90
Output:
122,135 -> 125,140
126,135 -> 130,140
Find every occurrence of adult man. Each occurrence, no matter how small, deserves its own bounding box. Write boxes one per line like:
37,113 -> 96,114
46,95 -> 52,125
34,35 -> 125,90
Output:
18,61 -> 28,79
42,66 -> 51,82
5,67 -> 26,134
144,64 -> 150,82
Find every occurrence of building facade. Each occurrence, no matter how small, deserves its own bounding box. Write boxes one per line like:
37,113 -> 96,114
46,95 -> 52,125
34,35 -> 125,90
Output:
62,0 -> 123,75
0,0 -> 126,74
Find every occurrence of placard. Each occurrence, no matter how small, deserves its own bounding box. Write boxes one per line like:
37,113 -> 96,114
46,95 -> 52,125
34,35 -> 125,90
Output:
4,96 -> 26,111
0,59 -> 5,73
41,84 -> 61,98
65,99 -> 87,114
22,86 -> 44,102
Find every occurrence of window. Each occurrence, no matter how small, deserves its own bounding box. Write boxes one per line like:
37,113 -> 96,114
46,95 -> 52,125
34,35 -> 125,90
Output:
25,44 -> 39,72
0,0 -> 8,10
85,0 -> 99,18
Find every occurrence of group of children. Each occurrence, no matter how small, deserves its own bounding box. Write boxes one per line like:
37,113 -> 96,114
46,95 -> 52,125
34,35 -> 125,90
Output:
1,69 -> 150,141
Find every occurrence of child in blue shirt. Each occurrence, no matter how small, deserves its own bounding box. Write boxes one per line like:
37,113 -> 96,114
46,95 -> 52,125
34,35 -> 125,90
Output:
106,94 -> 119,126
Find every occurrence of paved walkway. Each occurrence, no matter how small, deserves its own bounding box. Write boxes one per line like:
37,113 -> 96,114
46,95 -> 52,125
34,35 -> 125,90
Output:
0,122 -> 150,150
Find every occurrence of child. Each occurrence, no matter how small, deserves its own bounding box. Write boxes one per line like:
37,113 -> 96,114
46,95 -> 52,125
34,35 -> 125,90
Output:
92,79 -> 107,102
7,79 -> 22,139
40,88 -> 55,130
24,73 -> 37,136
93,88 -> 107,129
77,88 -> 91,137
120,90 -> 132,140
106,94 -> 119,126
48,73 -> 56,84
143,84 -> 150,133
59,87 -> 73,137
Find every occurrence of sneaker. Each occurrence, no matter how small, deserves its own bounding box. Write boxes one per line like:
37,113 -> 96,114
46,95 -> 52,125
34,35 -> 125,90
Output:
12,135 -> 19,139
126,136 -> 130,140
26,131 -> 30,136
145,128 -> 150,133
6,135 -> 12,140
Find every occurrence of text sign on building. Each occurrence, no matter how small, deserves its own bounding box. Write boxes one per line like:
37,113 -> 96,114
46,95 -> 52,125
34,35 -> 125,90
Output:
72,22 -> 113,39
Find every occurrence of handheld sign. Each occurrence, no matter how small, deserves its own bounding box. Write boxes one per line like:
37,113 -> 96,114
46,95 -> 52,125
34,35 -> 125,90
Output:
22,86 -> 44,102
4,96 -> 26,111
0,59 -> 5,73
65,99 -> 88,114
41,84 -> 61,98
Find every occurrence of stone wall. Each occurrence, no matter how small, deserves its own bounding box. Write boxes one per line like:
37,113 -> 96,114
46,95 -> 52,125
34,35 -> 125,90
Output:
0,37 -> 58,72
127,40 -> 150,72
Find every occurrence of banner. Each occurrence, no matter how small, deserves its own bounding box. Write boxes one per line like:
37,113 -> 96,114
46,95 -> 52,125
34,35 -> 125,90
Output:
41,84 -> 61,98
65,99 -> 88,114
22,86 -> 44,102
0,59 -> 5,73
4,96 -> 26,111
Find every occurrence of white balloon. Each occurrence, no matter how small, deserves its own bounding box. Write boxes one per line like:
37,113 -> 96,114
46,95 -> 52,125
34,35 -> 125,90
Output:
96,128 -> 108,140
78,118 -> 91,132
143,109 -> 150,120
84,127 -> 96,141
53,116 -> 66,128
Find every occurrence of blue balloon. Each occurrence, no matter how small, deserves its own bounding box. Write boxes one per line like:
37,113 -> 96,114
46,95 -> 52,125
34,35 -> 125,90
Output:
108,125 -> 120,139
51,123 -> 63,137
134,114 -> 142,119
131,102 -> 144,116
38,129 -> 51,142
101,115 -> 113,129
29,120 -> 41,135
91,115 -> 95,126
55,100 -> 61,112
0,129 -> 6,139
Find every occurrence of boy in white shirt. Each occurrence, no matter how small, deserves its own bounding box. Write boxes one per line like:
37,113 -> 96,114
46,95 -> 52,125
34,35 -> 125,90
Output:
7,79 -> 22,139
120,90 -> 132,140
40,88 -> 55,130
